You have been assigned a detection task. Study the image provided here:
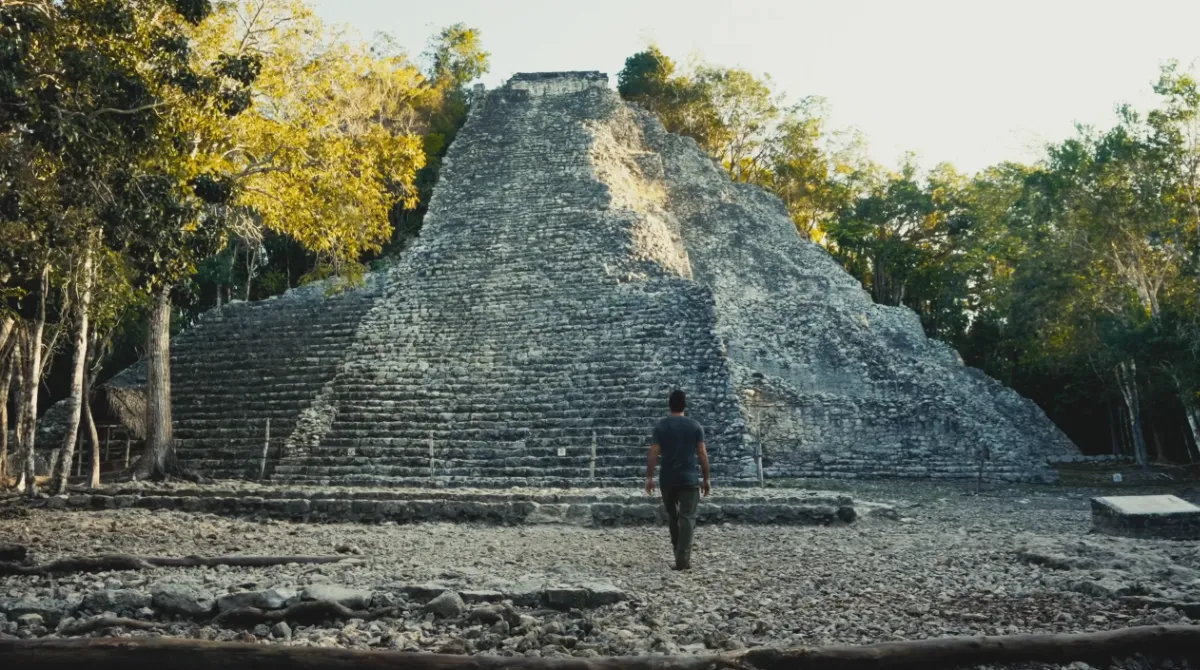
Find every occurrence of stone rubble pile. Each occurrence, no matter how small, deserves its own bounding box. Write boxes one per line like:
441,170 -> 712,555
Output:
0,578 -> 626,634
56,483 -> 860,525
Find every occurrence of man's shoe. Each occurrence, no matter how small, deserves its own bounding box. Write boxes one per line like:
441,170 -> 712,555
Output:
671,561 -> 691,571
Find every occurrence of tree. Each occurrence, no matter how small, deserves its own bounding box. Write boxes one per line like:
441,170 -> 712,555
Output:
422,23 -> 489,91
1,0 -> 223,490
383,22 -> 490,249
825,158 -> 968,310
52,238 -> 92,494
193,0 -> 431,282
3,1 -> 484,485
617,47 -> 677,112
1146,62 -> 1200,454
617,48 -> 723,154
692,66 -> 782,183
766,98 -> 870,241
1051,116 -> 1185,466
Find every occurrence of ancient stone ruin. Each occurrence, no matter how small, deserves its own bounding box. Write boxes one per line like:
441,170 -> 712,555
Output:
95,71 -> 1079,486
1091,494 -> 1200,540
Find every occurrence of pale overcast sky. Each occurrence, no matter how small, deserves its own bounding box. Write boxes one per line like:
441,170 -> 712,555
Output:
309,0 -> 1200,174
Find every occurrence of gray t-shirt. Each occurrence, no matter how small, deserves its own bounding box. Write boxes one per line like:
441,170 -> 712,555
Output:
652,415 -> 705,488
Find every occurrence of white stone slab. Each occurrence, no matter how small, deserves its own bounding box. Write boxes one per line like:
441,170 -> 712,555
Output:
1095,495 -> 1200,515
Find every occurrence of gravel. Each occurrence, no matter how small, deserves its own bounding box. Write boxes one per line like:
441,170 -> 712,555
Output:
1,480 -> 1198,669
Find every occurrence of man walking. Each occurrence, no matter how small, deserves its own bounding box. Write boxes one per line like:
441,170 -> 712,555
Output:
646,389 -> 710,570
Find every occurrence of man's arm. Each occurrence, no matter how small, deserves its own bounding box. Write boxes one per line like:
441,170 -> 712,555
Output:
646,443 -> 660,495
697,441 -> 711,496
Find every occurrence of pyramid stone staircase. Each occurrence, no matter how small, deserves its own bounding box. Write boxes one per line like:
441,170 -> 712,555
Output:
84,71 -> 1079,488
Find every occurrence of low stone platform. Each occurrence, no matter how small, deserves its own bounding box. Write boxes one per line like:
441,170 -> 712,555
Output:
53,483 -> 863,527
1091,494 -> 1200,540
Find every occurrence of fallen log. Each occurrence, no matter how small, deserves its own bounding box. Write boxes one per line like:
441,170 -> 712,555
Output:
1,624 -> 1198,670
739,624 -> 1200,670
0,543 -> 26,562
213,600 -> 399,626
59,617 -> 166,636
0,554 -> 364,576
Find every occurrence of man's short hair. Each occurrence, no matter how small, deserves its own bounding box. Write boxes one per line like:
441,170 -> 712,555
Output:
668,389 -> 687,413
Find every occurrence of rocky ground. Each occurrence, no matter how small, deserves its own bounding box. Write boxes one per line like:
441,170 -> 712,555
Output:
1,478 -> 1198,670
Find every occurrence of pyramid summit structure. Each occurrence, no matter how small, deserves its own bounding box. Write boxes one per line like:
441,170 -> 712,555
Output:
101,71 -> 1079,486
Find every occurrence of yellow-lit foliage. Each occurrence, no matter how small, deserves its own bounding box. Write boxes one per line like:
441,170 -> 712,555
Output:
191,0 -> 431,273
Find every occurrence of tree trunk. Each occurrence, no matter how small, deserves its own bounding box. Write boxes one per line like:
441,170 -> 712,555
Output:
1120,396 -> 1135,458
1168,371 -> 1200,463
0,315 -> 11,481
0,354 -> 12,483
1149,408 -> 1165,464
243,242 -> 257,302
0,316 -> 12,358
1115,359 -> 1148,468
19,265 -> 49,497
85,382 -> 101,488
135,285 -> 175,480
1182,397 -> 1200,463
1107,399 -> 1122,457
20,332 -> 39,495
54,248 -> 92,495
5,341 -> 23,487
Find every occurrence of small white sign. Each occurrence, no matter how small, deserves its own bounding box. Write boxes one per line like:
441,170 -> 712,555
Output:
557,447 -> 567,457
1112,473 -> 1123,483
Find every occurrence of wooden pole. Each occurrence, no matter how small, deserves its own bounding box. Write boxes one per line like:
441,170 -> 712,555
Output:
2,625 -> 1200,670
590,432 -> 596,481
428,437 -> 435,483
756,442 -> 764,488
259,418 -> 270,481
123,434 -> 131,469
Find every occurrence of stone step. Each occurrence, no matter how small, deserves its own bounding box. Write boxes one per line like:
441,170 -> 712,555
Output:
59,488 -> 857,527
270,465 -> 644,479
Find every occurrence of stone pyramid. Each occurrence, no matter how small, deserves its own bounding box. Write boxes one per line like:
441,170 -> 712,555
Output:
102,71 -> 1079,486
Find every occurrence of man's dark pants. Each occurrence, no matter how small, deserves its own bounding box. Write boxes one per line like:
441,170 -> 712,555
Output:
661,486 -> 700,566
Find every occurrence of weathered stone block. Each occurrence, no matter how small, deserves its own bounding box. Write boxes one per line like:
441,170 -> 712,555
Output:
1091,495 -> 1200,540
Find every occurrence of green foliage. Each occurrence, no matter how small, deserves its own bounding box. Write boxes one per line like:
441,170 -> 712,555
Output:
423,23 -> 489,91
617,47 -> 676,102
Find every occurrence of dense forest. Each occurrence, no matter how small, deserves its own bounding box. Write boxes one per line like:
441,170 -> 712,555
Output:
1,0 -> 1197,495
